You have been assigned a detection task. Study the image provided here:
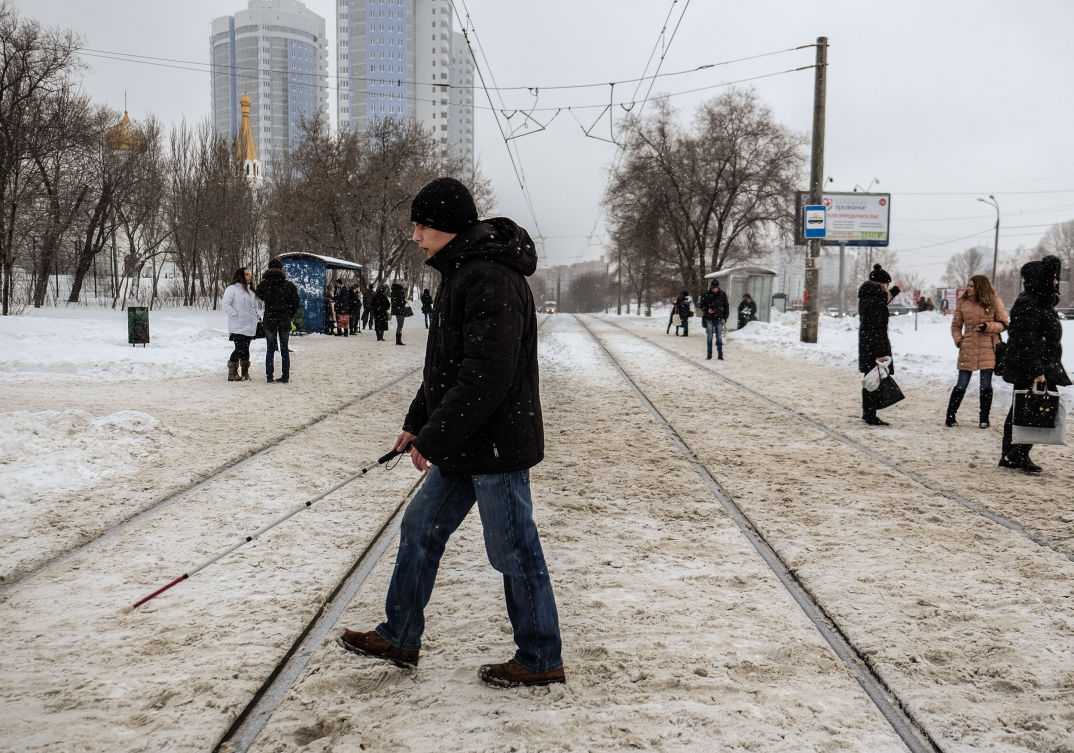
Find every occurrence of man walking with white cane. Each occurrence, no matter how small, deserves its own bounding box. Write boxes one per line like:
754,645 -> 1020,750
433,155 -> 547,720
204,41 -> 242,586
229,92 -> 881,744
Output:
338,177 -> 565,687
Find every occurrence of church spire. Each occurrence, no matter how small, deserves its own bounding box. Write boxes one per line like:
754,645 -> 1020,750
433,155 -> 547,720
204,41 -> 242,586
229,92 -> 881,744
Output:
234,92 -> 262,186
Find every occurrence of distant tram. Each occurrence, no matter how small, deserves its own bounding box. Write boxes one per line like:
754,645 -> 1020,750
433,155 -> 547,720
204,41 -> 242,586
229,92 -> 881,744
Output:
542,300 -> 557,314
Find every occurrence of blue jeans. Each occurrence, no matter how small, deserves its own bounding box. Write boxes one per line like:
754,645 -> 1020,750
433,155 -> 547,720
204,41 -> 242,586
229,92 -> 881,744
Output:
265,326 -> 289,379
377,466 -> 562,673
955,369 -> 993,390
704,319 -> 724,358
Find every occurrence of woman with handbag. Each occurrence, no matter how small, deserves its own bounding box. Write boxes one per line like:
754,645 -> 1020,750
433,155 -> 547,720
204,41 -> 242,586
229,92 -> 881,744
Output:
946,275 -> 1008,428
222,267 -> 259,381
858,265 -> 901,425
1000,255 -> 1071,473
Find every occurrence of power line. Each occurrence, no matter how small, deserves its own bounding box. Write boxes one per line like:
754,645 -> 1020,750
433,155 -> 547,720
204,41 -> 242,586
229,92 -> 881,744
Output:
79,44 -> 804,94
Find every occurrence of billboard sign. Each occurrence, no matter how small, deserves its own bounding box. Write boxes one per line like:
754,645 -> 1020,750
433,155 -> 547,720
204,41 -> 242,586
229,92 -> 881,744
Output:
795,191 -> 891,246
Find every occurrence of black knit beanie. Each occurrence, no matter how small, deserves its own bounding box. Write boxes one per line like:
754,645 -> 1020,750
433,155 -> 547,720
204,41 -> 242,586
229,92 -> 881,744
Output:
410,177 -> 478,234
869,264 -> 891,284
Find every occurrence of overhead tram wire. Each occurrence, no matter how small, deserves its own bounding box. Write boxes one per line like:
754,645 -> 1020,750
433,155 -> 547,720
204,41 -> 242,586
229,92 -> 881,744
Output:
572,0 -> 692,268
78,44 -> 805,95
451,0 -> 545,244
76,47 -> 811,119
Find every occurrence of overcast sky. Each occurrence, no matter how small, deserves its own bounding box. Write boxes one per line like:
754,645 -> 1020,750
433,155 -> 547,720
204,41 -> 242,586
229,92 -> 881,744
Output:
15,0 -> 1074,285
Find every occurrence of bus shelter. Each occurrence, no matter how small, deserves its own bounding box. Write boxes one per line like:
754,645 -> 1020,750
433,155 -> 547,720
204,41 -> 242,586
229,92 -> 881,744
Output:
276,252 -> 363,334
704,265 -> 776,331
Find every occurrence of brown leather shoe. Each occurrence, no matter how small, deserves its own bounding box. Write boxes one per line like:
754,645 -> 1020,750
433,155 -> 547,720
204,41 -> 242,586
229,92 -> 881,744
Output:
337,629 -> 419,668
478,660 -> 565,688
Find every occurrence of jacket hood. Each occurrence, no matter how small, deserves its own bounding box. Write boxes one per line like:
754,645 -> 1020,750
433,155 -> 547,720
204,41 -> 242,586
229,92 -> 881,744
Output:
262,268 -> 285,282
427,218 -> 537,277
1020,255 -> 1061,303
858,279 -> 887,302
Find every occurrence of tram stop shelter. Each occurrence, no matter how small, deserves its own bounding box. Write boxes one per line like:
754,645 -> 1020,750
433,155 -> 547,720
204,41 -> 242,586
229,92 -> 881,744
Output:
704,265 -> 776,331
276,252 -> 363,334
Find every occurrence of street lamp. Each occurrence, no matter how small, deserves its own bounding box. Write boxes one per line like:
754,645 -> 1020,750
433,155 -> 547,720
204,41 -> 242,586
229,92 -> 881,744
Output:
977,195 -> 1000,281
853,177 -> 880,193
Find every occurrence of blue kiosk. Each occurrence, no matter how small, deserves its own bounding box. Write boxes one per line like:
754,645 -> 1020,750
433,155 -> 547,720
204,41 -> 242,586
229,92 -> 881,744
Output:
276,252 -> 364,334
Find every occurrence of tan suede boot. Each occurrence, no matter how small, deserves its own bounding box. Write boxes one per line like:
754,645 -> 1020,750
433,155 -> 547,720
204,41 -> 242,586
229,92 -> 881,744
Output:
228,360 -> 240,381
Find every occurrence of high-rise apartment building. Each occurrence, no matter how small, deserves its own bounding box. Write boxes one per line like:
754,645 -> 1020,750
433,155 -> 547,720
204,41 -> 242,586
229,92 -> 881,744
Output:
336,0 -> 474,172
211,0 -> 329,177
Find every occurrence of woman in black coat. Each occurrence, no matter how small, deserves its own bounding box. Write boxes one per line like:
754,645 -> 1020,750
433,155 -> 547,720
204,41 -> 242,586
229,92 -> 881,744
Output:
390,282 -> 409,345
372,285 -> 391,341
858,264 -> 900,425
420,288 -> 433,328
674,292 -> 692,336
1000,255 -> 1071,474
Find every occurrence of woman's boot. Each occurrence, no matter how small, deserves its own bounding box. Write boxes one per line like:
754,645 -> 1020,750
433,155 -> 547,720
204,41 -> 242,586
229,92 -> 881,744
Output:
240,360 -> 251,380
228,360 -> 240,381
979,387 -> 993,428
945,386 -> 965,426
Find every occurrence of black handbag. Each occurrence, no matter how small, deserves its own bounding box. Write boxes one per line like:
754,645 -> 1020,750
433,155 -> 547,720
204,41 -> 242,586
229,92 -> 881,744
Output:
993,333 -> 1007,377
254,320 -> 266,339
1013,384 -> 1060,428
404,305 -> 414,317
871,375 -> 905,410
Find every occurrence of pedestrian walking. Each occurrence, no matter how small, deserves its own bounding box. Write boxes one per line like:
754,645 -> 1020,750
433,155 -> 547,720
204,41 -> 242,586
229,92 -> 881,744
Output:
945,275 -> 1008,427
674,292 -> 693,337
420,288 -> 433,328
223,267 -> 259,382
737,293 -> 757,330
338,177 -> 564,688
256,258 -> 301,383
999,255 -> 1071,474
363,284 -> 375,330
371,285 -> 390,341
349,284 -> 362,334
390,281 -> 408,345
334,279 -> 353,336
858,264 -> 901,425
698,279 -> 729,359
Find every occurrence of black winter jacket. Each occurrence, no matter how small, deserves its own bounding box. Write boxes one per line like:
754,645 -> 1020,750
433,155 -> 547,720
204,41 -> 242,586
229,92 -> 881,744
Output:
390,283 -> 408,316
1004,255 -> 1071,386
858,280 -> 893,373
371,290 -> 390,328
698,289 -> 729,322
403,218 -> 543,474
256,269 -> 300,330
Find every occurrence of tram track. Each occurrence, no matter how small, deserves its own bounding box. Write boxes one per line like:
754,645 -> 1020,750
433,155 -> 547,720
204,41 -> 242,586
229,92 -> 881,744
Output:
0,364 -> 424,600
593,315 -> 1074,564
575,314 -> 944,753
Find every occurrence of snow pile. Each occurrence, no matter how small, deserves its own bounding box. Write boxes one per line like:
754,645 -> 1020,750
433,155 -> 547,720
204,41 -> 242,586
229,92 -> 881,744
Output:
0,408 -> 173,508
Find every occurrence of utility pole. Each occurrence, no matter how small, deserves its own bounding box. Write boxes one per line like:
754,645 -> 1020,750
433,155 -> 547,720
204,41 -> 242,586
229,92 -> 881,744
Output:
800,36 -> 827,344
978,195 -> 1000,281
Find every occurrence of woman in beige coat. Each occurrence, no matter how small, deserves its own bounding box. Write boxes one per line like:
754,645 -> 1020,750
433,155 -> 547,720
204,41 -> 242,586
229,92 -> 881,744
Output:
946,275 -> 1009,427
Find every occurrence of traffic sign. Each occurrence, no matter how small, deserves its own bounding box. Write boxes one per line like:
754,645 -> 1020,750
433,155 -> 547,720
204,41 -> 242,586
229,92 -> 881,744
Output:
804,205 -> 826,238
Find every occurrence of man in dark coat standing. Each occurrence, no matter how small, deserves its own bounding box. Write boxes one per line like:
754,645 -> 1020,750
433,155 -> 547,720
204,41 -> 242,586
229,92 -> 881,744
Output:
256,258 -> 300,383
698,278 -> 730,359
858,264 -> 900,425
371,285 -> 390,340
338,177 -> 564,688
1000,254 -> 1071,473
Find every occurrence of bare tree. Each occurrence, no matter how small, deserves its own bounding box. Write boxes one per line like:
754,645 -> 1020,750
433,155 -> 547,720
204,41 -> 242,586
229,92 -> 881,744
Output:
606,89 -> 806,292
1037,219 -> 1074,305
0,3 -> 82,313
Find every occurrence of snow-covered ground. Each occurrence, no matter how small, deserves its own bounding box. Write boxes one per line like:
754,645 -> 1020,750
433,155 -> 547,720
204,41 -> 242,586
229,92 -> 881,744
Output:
1,304 -> 1072,752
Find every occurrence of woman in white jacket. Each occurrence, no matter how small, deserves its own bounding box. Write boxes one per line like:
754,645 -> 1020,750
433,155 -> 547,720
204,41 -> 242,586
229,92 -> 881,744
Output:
222,267 -> 259,381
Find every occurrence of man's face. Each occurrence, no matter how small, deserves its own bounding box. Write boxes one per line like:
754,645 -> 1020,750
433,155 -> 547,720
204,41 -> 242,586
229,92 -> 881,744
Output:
412,223 -> 457,259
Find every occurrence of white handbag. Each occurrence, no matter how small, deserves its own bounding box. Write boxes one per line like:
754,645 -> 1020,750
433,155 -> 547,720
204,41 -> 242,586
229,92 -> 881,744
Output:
862,356 -> 891,392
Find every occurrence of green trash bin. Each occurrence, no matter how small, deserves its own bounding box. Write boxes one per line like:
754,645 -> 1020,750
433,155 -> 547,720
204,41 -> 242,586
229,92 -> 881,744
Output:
128,306 -> 149,347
